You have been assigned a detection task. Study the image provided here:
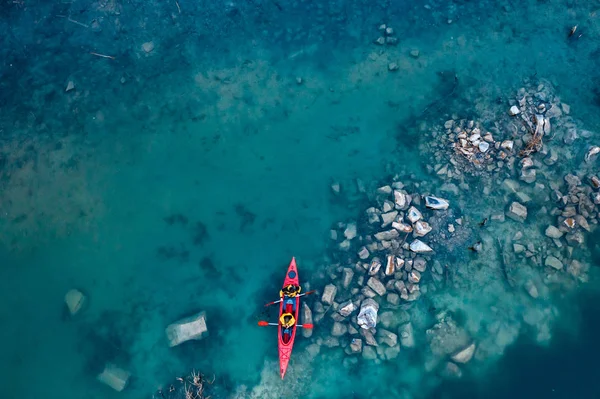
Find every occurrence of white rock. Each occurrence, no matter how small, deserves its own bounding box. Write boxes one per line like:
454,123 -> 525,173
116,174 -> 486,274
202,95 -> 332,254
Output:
142,41 -> 155,53
395,257 -> 405,271
65,81 -> 75,92
394,190 -> 408,209
409,239 -> 433,253
357,298 -> 379,329
377,185 -> 392,194
392,221 -> 413,233
388,63 -> 399,71
338,300 -> 357,317
501,140 -> 514,151
414,220 -> 432,237
508,106 -> 520,116
408,270 -> 421,284
165,311 -> 208,347
478,142 -> 490,152
344,223 -> 357,240
65,289 -> 86,316
368,257 -> 382,275
506,202 -> 527,222
424,196 -> 450,210
385,27 -> 394,35
451,343 -> 476,364
331,181 -> 341,194
321,284 -> 337,305
407,206 -> 422,223
97,364 -> 130,392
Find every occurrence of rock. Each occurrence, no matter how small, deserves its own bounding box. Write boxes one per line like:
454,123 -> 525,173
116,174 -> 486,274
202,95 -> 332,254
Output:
414,220 -> 432,237
142,41 -> 155,53
478,142 -> 490,152
544,149 -> 558,166
375,36 -> 386,45
501,140 -> 514,151
562,103 -> 571,114
342,268 -> 354,289
410,49 -> 420,58
524,280 -> 539,299
566,232 -> 585,246
367,277 -> 387,296
65,81 -> 75,92
382,200 -> 395,213
508,105 -> 521,116
513,243 -> 525,253
392,221 -> 413,233
408,270 -> 421,284
441,362 -> 463,379
377,185 -> 392,195
322,284 -> 337,305
165,311 -> 208,347
395,258 -> 405,271
545,226 -> 563,239
385,27 -> 394,35
381,211 -> 399,227
409,239 -> 433,253
394,190 -> 408,209
388,63 -> 399,71
451,343 -> 476,363
296,77 -> 303,85
520,169 -> 536,184
357,298 -> 379,329
344,223 -> 357,240
306,343 -> 321,359
97,364 -> 130,392
350,338 -> 363,353
339,240 -> 351,251
387,293 -> 400,305
575,215 -> 591,232
425,196 -> 450,210
331,181 -> 341,194
386,37 -> 398,45
413,257 -> 427,272
368,257 -> 382,275
385,255 -> 396,276
65,289 -> 86,316
377,329 -> 398,347
545,256 -> 563,270
302,303 -> 313,338
375,230 -> 400,241
332,322 -> 348,337
366,207 -> 380,224
362,346 -> 378,360
384,346 -> 401,360
507,202 -> 527,222
399,322 -> 415,348
339,300 -> 357,317
358,247 -> 370,260
407,206 -> 422,223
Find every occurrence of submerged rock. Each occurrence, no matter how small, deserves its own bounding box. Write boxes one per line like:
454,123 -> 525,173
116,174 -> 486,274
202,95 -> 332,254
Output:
349,338 -> 363,353
545,256 -> 563,270
338,300 -> 357,317
451,343 -> 476,363
407,206 -> 423,223
381,211 -> 398,227
414,220 -> 432,237
302,303 -> 313,338
97,363 -> 130,392
344,223 -> 358,240
545,226 -> 563,239
507,202 -> 527,222
65,289 -> 86,316
367,277 -> 387,296
375,230 -> 400,241
331,322 -> 348,337
357,298 -> 379,329
399,322 -> 415,348
322,284 -> 337,305
377,329 -> 398,347
425,196 -> 450,210
165,311 -> 208,347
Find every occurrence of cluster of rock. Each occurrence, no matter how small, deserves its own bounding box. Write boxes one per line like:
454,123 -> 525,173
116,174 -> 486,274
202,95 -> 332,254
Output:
305,182 -> 453,363
373,23 -> 398,46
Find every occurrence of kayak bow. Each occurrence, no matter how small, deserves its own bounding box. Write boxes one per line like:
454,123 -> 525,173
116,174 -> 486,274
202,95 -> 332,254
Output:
278,257 -> 300,379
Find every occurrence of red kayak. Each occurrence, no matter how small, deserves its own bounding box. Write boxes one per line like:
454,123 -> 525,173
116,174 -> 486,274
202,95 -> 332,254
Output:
278,257 -> 300,379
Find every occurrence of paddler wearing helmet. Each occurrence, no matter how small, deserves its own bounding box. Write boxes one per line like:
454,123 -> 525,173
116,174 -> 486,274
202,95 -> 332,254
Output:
279,284 -> 301,298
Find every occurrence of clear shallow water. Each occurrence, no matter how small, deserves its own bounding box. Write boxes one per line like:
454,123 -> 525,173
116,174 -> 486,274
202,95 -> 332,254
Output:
1,0 -> 600,398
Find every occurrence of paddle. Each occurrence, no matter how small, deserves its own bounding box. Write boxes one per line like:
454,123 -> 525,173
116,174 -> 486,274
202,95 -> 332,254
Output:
264,290 -> 316,307
257,321 -> 313,329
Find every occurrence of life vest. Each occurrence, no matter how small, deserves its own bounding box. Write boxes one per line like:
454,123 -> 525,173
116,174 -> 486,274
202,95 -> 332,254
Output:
279,312 -> 296,328
279,284 -> 302,298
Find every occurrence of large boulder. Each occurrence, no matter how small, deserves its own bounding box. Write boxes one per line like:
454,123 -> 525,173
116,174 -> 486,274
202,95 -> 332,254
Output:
321,284 -> 337,305
357,298 -> 379,329
506,202 -> 527,222
165,311 -> 208,347
301,303 -> 313,338
97,363 -> 130,392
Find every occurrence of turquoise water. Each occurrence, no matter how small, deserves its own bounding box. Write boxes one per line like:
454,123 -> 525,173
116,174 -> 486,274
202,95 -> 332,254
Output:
2,0 -> 600,398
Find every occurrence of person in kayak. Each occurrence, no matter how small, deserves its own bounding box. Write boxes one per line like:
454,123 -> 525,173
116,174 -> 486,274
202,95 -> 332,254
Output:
280,284 -> 301,298
280,312 -> 296,329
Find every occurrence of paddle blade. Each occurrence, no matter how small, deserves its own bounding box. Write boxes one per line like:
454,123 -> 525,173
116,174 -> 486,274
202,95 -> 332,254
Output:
258,321 -> 270,326
301,324 -> 313,329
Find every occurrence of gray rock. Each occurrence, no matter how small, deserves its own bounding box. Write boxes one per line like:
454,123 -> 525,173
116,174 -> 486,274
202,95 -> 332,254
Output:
366,207 -> 380,224
508,105 -> 520,116
413,257 -> 427,272
339,300 -> 357,317
381,211 -> 399,227
382,200 -> 395,213
165,311 -> 208,347
349,338 -> 363,353
414,220 -> 432,237
357,298 -> 379,329
394,190 -> 409,209
544,149 -> 558,165
399,322 -> 415,348
368,257 -> 382,275
384,346 -> 401,360
513,243 -> 525,253
377,329 -> 398,347
408,270 -> 421,284
97,364 -> 130,392
387,293 -> 400,305
361,328 -> 378,346
302,303 -> 313,338
342,268 -> 354,289
545,256 -> 563,270
520,168 -> 536,184
65,289 -> 86,316
545,226 -> 563,239
441,362 -> 463,379
367,277 -> 387,296
425,196 -> 450,210
377,185 -> 392,195
375,230 -> 400,241
362,346 -> 378,360
358,246 -> 370,259
507,202 -> 527,222
322,284 -> 337,305
331,322 -> 348,337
